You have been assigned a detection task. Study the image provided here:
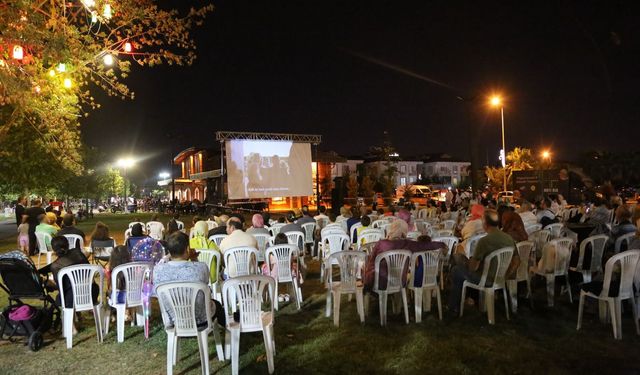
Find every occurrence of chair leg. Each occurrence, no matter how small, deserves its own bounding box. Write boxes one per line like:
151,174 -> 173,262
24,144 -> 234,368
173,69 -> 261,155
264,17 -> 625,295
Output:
262,326 -> 275,374
507,280 -> 518,314
615,298 -> 623,340
565,274 -> 573,303
356,288 -> 365,323
116,304 -> 126,343
582,271 -> 591,284
230,329 -> 241,375
333,290 -> 341,327
577,292 -> 585,330
135,306 -> 144,327
269,324 -> 276,357
414,288 -> 423,323
212,324 -> 225,361
502,288 -> 510,320
103,306 -> 111,335
46,252 -> 52,265
224,329 -> 231,360
630,295 -> 640,336
274,282 -> 279,311
166,331 -> 175,375
486,289 -> 495,325
609,299 -> 618,340
599,300 -> 609,324
198,331 -> 210,375
379,293 -> 388,326
325,290 -> 332,318
173,336 -> 179,365
545,275 -> 555,307
459,285 -> 467,317
425,288 -> 432,312
292,279 -> 301,310
63,308 -> 74,349
93,305 -> 103,343
401,289 -> 409,324
435,288 -> 443,320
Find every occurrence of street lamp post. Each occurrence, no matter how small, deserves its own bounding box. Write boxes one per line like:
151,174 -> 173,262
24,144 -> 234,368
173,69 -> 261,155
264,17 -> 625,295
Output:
490,96 -> 507,193
117,158 -> 135,213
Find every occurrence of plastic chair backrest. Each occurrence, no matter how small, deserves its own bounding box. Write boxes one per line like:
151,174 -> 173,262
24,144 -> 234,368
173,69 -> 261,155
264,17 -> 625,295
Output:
315,217 -> 329,229
551,237 -> 575,252
252,233 -> 271,261
410,250 -> 440,288
530,230 -> 550,252
442,220 -> 456,230
156,282 -> 212,336
124,228 -> 132,245
525,224 -> 542,235
432,236 -> 459,255
373,250 -> 411,293
477,247 -> 514,288
265,244 -> 298,282
615,232 -> 635,254
63,234 -> 84,250
437,229 -> 454,237
323,233 -> 350,258
350,222 -> 363,243
224,246 -> 258,278
222,275 -> 275,332
301,222 -> 316,244
146,222 -> 164,239
208,234 -> 227,247
601,250 -> 640,299
417,209 -> 428,219
544,241 -> 571,276
577,234 -> 608,273
465,233 -> 486,258
359,229 -> 384,245
515,241 -> 534,280
326,251 -> 366,293
407,231 -> 421,240
206,220 -> 218,230
111,262 -> 152,306
175,220 -> 185,230
197,249 -> 221,283
285,231 -> 304,251
269,223 -> 285,237
129,222 -> 144,229
35,232 -> 52,253
545,223 -> 564,239
371,219 -> 387,229
57,264 -> 104,311
321,227 -> 345,240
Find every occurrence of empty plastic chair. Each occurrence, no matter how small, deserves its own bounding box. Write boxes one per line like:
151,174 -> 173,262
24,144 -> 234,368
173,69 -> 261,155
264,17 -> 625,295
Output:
63,234 -> 84,251
409,250 -> 442,322
571,234 -> 608,283
614,232 -> 635,254
197,249 -> 222,301
507,241 -> 534,313
324,251 -> 366,326
534,240 -> 573,307
224,247 -> 258,278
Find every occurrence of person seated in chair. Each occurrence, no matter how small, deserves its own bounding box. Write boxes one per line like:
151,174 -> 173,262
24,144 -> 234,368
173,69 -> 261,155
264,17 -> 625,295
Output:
447,209 -> 517,316
154,232 -> 225,328
57,214 -> 86,245
126,223 -> 149,252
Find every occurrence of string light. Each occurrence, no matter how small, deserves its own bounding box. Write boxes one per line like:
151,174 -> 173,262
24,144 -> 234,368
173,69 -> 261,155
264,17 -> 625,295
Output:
12,45 -> 24,60
48,69 -> 56,77
63,78 -> 72,88
82,0 -> 95,7
91,11 -> 98,23
103,53 -> 114,66
103,4 -> 112,19
124,42 -> 132,52
57,63 -> 66,72
34,85 -> 41,93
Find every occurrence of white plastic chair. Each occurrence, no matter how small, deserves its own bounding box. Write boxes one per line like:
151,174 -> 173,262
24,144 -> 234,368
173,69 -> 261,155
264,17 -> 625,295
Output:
224,247 -> 258,278
571,234 -> 608,283
544,223 -> 564,239
104,262 -> 152,343
320,233 -> 350,281
35,232 -> 53,268
265,244 -> 301,310
432,236 -> 459,289
57,264 -> 105,349
269,223 -> 285,237
222,275 -> 276,375
577,250 -> 640,340
358,228 -> 384,249
300,222 -> 316,246
525,223 -> 543,236
324,251 -> 366,326
156,282 -> 225,375
208,234 -> 227,248
206,219 -> 218,230
63,234 -> 84,251
146,222 -> 164,240
529,230 -> 551,258
409,250 -> 442,322
371,250 -> 412,326
189,228 -> 197,240
285,231 -> 305,254
371,219 -> 387,230
406,231 -> 421,240
535,240 -> 573,307
128,221 -> 145,229
414,220 -> 431,236
464,233 -> 487,258
349,222 -> 363,244
507,241 -> 534,313
315,217 -> 329,229
442,220 -> 456,231
197,249 -> 222,301
175,220 -> 185,231
252,233 -> 271,262
460,247 -> 514,324
614,232 -> 635,254
123,228 -> 132,245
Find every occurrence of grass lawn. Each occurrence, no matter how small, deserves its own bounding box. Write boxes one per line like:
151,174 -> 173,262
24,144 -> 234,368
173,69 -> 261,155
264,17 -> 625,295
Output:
0,214 -> 639,374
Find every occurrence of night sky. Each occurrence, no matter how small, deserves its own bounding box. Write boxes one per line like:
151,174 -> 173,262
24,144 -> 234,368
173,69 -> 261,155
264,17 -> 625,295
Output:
82,1 -> 640,185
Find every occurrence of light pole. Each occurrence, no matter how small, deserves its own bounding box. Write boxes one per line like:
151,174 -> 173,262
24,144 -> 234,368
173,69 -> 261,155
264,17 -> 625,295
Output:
117,158 -> 135,213
541,150 -> 552,194
490,96 -> 507,193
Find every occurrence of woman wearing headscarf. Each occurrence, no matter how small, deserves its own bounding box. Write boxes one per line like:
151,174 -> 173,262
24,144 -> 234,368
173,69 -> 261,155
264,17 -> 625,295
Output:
246,213 -> 270,235
364,219 -> 445,291
189,220 -> 221,283
397,209 -> 416,232
501,210 -> 528,242
460,204 -> 485,242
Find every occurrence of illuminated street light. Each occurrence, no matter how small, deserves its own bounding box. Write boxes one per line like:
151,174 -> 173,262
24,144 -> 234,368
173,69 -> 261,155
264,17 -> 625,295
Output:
490,96 -> 502,107
103,53 -> 114,66
542,150 -> 551,161
489,94 -> 507,193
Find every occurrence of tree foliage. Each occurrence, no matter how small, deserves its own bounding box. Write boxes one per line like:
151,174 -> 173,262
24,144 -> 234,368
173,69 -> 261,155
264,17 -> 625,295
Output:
0,0 -> 213,192
484,147 -> 537,190
345,173 -> 359,198
369,131 -> 398,198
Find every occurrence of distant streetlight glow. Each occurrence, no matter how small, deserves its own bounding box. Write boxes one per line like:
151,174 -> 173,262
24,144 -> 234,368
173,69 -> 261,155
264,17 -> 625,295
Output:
490,96 -> 502,107
159,172 -> 170,179
542,150 -> 551,160
117,158 -> 135,212
63,78 -> 72,88
103,53 -> 114,66
117,158 -> 135,168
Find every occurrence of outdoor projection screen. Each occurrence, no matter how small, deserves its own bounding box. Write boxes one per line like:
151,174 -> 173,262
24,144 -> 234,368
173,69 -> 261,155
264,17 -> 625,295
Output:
225,140 -> 313,199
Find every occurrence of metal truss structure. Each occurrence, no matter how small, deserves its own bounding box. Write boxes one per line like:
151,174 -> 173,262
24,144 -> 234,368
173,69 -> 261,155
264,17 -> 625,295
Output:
215,131 -> 322,144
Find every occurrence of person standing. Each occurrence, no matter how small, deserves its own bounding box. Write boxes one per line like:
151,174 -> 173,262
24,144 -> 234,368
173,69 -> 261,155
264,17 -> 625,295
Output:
14,196 -> 26,228
26,199 -> 45,255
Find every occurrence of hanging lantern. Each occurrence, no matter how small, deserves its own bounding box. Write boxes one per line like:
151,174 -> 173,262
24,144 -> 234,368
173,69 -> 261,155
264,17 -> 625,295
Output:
63,78 -> 72,88
103,53 -> 114,66
91,11 -> 98,23
103,3 -> 112,19
124,42 -> 132,52
12,45 -> 24,60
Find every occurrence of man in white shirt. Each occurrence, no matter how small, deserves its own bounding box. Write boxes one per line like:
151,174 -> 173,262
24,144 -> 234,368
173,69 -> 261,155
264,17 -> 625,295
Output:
219,219 -> 257,252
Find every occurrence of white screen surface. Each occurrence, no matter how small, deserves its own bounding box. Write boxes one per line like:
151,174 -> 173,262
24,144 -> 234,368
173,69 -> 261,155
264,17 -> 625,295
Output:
226,140 -> 313,199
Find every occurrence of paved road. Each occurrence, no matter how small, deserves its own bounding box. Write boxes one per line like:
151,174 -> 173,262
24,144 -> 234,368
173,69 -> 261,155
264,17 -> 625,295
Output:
0,217 -> 17,241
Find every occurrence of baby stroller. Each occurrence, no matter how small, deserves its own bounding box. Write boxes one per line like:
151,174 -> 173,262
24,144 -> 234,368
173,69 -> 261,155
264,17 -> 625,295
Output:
0,251 -> 59,351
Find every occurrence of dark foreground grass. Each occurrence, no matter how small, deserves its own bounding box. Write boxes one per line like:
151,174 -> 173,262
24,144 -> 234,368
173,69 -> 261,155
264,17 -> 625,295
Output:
1,215 -> 639,374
